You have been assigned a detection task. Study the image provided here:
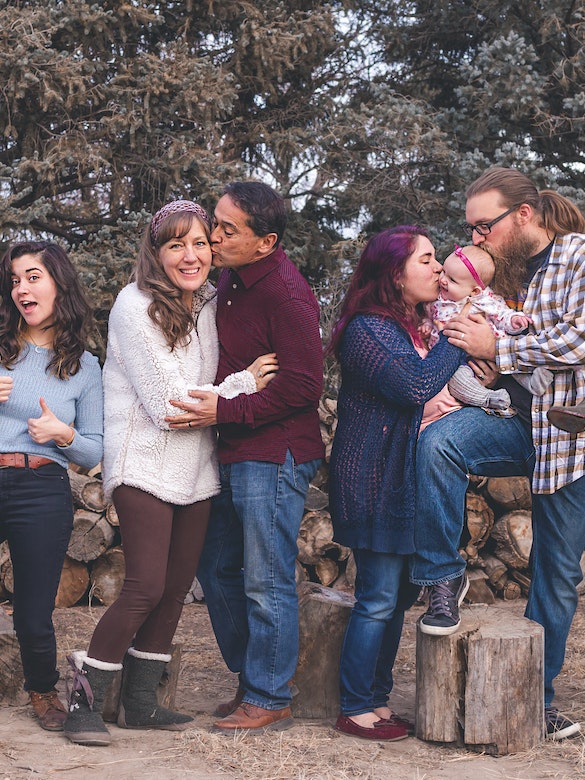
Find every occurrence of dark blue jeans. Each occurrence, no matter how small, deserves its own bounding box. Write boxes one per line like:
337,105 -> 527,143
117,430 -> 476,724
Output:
198,451 -> 321,710
527,475 -> 585,707
0,462 -> 73,692
340,549 -> 420,716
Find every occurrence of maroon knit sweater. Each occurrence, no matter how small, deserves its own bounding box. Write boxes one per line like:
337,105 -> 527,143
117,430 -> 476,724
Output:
215,246 -> 325,465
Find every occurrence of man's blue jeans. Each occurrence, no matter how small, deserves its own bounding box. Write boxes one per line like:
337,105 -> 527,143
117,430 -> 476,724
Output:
197,451 -> 320,710
340,549 -> 420,716
527,475 -> 585,707
410,407 -> 535,586
0,462 -> 73,693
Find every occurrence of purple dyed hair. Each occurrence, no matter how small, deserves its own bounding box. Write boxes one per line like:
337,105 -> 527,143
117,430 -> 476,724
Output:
328,225 -> 430,358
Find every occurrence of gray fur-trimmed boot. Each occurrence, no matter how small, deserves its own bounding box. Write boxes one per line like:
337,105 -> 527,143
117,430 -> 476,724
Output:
63,652 -> 123,746
117,647 -> 193,730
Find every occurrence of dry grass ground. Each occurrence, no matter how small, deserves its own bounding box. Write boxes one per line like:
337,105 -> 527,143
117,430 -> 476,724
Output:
0,597 -> 584,779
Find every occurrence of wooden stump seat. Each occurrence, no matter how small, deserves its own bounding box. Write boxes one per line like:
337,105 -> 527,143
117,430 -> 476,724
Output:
415,604 -> 544,754
291,582 -> 355,719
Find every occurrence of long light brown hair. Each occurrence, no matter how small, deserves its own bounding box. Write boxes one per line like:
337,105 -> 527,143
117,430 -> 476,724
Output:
134,210 -> 211,351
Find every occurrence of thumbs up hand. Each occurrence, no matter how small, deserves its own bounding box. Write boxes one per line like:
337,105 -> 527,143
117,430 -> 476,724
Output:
28,397 -> 74,446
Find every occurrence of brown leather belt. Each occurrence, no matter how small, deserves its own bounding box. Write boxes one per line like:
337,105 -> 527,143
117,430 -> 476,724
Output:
0,453 -> 55,469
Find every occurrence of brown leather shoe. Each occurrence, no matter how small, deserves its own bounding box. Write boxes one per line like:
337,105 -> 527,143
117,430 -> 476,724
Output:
548,402 -> 585,434
30,690 -> 67,731
213,702 -> 294,733
213,685 -> 245,718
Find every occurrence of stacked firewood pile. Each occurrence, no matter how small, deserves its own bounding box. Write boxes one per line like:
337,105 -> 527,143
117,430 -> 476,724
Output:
306,397 -> 534,604
0,397 -> 581,608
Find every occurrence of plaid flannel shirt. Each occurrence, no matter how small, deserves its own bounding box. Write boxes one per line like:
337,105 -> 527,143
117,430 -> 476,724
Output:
497,233 -> 585,494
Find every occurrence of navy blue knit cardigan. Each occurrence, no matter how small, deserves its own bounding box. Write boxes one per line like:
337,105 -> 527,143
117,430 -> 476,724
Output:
329,314 -> 463,554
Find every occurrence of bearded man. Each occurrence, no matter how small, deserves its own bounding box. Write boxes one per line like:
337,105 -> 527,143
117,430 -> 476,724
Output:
410,167 -> 585,741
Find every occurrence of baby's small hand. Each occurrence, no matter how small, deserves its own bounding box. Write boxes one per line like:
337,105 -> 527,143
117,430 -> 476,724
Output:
418,322 -> 432,338
510,314 -> 531,331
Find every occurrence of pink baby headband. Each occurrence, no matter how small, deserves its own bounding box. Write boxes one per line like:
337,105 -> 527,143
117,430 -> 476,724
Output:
453,245 -> 485,290
149,200 -> 211,243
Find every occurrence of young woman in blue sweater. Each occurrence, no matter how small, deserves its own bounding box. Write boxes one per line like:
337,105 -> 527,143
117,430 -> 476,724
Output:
328,226 -> 463,740
0,241 -> 103,732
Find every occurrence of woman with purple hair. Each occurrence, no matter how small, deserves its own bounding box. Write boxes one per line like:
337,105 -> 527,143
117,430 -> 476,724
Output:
64,201 -> 278,746
328,226 -> 464,740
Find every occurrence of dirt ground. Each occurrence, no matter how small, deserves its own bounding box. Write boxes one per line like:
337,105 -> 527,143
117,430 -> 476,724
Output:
1,597 -> 585,780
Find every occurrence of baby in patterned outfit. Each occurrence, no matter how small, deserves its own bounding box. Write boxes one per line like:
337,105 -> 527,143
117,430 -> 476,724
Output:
424,244 -> 553,413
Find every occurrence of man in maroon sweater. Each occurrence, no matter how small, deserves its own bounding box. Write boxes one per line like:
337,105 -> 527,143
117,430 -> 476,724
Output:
172,181 -> 324,733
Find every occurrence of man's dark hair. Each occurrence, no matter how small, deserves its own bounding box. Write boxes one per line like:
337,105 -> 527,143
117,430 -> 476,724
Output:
224,181 -> 287,245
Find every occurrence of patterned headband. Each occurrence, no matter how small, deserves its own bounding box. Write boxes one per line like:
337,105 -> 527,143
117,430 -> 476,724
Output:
453,244 -> 485,290
149,200 -> 211,243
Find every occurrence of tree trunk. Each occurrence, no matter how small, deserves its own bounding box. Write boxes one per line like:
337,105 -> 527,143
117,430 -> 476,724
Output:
416,605 -> 544,754
314,558 -> 339,587
292,582 -> 355,719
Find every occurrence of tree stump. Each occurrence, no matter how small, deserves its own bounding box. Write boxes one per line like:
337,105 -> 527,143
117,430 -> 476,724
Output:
0,608 -> 24,705
292,582 -> 355,719
101,643 -> 182,722
416,605 -> 544,754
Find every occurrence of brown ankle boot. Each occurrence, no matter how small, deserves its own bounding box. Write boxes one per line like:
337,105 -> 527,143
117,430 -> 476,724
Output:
30,690 -> 67,731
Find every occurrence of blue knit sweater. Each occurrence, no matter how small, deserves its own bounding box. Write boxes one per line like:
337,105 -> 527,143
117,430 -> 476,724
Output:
329,315 -> 463,554
0,344 -> 103,470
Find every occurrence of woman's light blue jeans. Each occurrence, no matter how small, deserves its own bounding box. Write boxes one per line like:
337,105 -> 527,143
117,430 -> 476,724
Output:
339,549 -> 420,716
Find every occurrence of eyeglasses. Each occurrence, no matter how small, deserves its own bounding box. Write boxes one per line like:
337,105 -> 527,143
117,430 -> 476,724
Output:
463,204 -> 521,237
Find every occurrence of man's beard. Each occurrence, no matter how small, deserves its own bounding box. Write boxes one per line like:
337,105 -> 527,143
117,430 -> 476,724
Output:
483,233 -> 540,298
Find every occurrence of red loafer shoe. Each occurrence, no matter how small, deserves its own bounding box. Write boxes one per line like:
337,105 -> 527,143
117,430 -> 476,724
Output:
376,712 -> 415,735
335,714 -> 408,741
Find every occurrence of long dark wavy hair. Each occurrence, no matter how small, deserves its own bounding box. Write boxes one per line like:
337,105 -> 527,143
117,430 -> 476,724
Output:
328,225 -> 431,358
134,210 -> 211,351
0,241 -> 93,378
